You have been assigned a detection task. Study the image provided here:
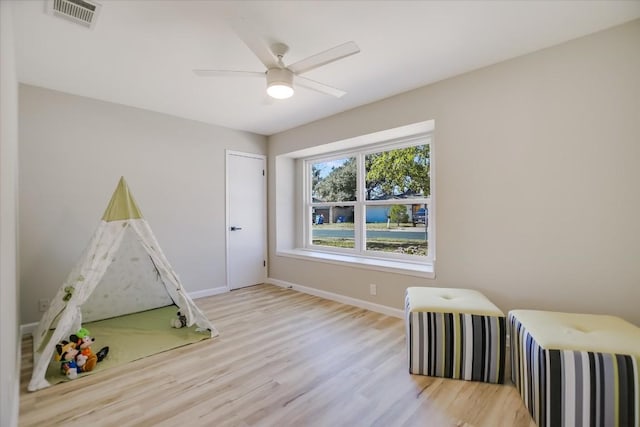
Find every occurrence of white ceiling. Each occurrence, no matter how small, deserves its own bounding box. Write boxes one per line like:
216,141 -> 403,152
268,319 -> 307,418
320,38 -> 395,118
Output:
11,1 -> 640,136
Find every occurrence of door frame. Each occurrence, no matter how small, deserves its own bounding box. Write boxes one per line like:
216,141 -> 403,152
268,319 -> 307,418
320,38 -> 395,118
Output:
225,150 -> 267,290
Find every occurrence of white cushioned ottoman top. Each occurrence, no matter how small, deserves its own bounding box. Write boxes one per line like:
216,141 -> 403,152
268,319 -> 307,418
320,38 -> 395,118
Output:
406,287 -> 504,317
510,309 -> 640,357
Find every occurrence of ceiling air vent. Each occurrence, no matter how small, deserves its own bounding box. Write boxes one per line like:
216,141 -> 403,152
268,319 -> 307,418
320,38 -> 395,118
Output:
48,0 -> 101,29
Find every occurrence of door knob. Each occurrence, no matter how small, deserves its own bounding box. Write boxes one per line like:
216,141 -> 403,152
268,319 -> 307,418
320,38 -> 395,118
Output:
230,226 -> 243,231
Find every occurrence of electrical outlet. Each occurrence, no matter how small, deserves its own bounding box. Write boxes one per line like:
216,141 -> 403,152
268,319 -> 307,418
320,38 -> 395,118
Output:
39,298 -> 50,312
369,284 -> 377,296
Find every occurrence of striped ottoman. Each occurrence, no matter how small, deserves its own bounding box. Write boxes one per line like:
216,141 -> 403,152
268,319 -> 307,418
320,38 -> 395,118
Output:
509,310 -> 640,427
405,287 -> 506,384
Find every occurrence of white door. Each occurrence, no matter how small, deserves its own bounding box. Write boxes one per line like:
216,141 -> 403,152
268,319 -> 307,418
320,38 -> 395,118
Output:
226,151 -> 267,290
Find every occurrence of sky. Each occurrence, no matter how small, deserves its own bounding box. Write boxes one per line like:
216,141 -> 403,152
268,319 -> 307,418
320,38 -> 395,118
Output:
314,157 -> 350,178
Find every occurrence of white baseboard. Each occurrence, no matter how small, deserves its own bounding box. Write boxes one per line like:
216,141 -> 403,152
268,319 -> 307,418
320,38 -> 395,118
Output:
189,286 -> 229,299
20,286 -> 229,337
267,277 -> 404,319
20,322 -> 38,337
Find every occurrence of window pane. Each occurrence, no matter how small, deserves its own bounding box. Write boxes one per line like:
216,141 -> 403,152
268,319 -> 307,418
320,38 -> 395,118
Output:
311,157 -> 357,202
365,144 -> 430,200
364,204 -> 427,256
311,205 -> 355,249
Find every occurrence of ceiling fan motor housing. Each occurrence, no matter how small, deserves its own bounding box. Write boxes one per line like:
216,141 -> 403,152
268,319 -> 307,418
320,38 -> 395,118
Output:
266,68 -> 294,99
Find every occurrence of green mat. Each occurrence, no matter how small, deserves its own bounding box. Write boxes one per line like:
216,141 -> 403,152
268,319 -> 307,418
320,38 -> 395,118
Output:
45,305 -> 211,385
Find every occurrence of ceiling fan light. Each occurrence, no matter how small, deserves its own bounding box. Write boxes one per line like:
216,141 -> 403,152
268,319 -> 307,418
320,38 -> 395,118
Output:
267,83 -> 294,99
266,68 -> 294,99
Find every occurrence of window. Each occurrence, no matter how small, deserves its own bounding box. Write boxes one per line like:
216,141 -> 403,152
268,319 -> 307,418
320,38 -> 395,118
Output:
304,134 -> 433,264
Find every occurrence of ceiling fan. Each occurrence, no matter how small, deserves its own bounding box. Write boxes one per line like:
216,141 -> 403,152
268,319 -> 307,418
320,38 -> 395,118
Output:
194,39 -> 360,100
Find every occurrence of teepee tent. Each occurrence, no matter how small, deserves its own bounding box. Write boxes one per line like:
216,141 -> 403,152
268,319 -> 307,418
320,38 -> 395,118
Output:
28,177 -> 218,391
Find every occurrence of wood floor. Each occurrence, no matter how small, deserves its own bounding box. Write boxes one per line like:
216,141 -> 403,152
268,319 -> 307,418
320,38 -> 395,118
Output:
20,284 -> 534,427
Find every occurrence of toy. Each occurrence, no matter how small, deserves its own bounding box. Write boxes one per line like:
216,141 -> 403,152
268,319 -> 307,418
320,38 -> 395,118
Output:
76,353 -> 88,368
171,311 -> 187,328
69,328 -> 109,371
54,341 -> 79,379
53,328 -> 110,380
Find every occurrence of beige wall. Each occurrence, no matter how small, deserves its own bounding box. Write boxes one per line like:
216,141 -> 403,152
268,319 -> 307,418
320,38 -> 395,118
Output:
19,85 -> 267,324
1,2 -> 20,426
268,20 -> 640,325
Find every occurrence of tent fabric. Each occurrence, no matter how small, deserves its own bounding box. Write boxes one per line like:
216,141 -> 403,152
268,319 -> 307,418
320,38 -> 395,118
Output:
80,227 -> 174,323
28,177 -> 218,392
102,176 -> 142,221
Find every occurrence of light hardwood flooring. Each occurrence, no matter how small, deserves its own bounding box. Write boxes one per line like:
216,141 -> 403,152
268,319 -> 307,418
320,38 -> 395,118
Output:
20,284 -> 535,427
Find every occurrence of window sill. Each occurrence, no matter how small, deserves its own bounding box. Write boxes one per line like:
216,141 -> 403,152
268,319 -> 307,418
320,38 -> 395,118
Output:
276,249 -> 435,279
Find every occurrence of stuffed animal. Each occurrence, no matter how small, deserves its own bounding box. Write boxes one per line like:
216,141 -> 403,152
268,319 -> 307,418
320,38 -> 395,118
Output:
54,341 -> 79,379
75,353 -> 89,370
69,328 -> 109,371
171,311 -> 187,328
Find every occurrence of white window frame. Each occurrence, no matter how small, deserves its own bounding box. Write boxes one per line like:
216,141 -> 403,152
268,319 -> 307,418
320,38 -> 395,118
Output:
302,133 -> 434,266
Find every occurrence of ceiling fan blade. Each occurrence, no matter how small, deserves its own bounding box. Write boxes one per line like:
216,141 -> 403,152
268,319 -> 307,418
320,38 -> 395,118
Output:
193,70 -> 264,78
288,41 -> 360,75
229,19 -> 278,70
294,75 -> 347,98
